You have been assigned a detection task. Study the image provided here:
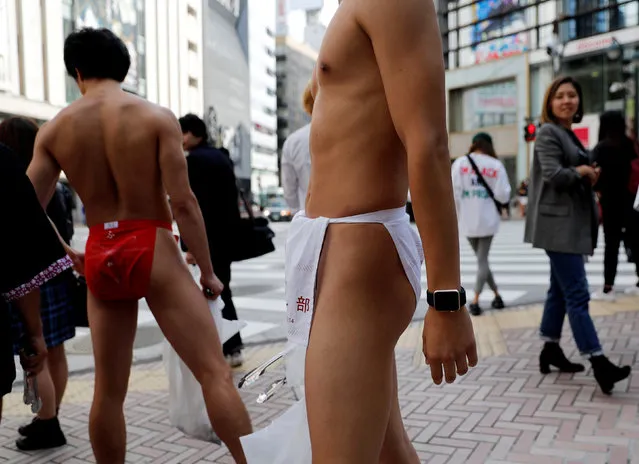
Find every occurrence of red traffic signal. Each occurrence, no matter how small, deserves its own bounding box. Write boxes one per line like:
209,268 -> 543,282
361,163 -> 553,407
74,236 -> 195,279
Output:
524,123 -> 537,142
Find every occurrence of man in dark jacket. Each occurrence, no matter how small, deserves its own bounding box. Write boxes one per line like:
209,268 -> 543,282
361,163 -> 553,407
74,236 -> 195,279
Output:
179,114 -> 244,366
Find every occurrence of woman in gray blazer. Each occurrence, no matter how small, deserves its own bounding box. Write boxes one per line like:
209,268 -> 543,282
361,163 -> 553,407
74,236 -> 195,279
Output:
524,76 -> 631,394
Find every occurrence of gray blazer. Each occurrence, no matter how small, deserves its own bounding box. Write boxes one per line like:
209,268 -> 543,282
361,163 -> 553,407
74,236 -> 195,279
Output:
524,122 -> 599,255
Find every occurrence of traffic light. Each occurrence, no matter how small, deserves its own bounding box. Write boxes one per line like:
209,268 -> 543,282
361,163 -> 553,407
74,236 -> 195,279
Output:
524,122 -> 537,142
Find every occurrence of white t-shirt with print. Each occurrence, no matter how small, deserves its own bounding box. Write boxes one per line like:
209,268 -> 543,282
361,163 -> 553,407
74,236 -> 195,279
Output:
451,152 -> 512,238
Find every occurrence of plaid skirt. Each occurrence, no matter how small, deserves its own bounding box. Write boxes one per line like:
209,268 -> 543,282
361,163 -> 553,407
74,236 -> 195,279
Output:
10,270 -> 76,354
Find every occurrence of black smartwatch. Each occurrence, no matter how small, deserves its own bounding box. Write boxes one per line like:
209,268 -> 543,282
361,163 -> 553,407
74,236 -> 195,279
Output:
426,287 -> 466,312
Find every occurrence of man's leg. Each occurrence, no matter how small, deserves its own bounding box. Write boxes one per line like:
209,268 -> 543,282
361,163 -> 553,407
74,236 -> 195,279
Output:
305,224 -> 417,464
213,260 -> 243,359
48,344 -> 68,409
379,359 -> 419,464
87,292 -> 138,464
146,230 -> 251,463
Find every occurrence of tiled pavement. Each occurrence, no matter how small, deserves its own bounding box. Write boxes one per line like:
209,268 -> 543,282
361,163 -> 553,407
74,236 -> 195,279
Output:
2,297 -> 639,463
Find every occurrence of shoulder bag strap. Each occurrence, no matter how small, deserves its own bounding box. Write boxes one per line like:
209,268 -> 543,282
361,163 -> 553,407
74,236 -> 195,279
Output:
466,154 -> 503,214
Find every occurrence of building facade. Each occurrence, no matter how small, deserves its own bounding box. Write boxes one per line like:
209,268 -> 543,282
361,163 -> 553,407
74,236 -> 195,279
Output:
440,0 -> 639,185
0,0 -> 203,124
202,0 -> 252,192
247,0 -> 278,200
275,35 -> 317,182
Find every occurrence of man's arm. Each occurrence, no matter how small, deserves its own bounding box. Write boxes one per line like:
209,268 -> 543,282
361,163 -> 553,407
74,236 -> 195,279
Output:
13,290 -> 47,375
359,0 -> 477,384
281,139 -> 300,210
359,0 -> 460,293
27,126 -> 84,272
157,109 -> 215,279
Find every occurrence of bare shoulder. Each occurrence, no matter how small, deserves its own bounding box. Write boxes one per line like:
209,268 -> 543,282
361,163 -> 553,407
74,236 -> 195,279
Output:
355,0 -> 433,34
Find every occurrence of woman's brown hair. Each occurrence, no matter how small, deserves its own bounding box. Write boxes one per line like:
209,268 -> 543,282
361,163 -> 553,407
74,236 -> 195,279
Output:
0,117 -> 39,170
468,132 -> 497,159
540,76 -> 584,125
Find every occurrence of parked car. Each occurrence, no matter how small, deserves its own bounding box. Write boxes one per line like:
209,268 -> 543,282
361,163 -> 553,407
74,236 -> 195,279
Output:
264,199 -> 293,222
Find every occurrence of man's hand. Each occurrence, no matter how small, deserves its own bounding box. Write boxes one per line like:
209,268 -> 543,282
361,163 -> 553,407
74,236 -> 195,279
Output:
66,247 -> 85,275
201,273 -> 224,300
20,335 -> 47,377
423,309 -> 478,385
185,252 -> 197,266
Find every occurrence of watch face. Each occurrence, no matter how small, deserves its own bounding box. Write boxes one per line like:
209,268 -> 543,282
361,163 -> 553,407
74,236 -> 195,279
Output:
434,290 -> 462,312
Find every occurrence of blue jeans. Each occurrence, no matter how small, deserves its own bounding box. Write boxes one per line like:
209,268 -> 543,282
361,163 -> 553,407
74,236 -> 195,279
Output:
539,251 -> 602,356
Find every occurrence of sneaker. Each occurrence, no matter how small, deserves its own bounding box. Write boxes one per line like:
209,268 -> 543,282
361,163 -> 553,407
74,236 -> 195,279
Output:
18,417 -> 39,436
468,303 -> 482,316
491,295 -> 505,310
591,290 -> 616,302
15,417 -> 66,451
228,352 -> 244,368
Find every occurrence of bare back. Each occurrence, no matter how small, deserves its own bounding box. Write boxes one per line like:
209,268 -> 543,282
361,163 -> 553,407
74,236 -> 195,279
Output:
307,0 -> 408,218
43,91 -> 172,227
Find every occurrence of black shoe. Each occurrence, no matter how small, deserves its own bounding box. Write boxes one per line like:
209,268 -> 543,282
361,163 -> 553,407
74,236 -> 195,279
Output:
539,342 -> 585,374
15,417 -> 66,451
491,296 -> 505,310
17,417 -> 39,437
589,355 -> 632,395
469,303 -> 482,316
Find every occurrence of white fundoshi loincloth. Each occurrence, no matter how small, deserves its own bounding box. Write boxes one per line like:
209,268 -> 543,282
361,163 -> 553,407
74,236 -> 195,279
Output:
240,207 -> 424,463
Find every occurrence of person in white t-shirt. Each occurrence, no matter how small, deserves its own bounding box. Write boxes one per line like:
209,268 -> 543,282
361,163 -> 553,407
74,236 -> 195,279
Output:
452,132 -> 512,316
281,81 -> 314,214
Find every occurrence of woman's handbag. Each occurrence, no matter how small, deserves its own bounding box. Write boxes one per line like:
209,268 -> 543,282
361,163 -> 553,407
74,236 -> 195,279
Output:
232,190 -> 276,262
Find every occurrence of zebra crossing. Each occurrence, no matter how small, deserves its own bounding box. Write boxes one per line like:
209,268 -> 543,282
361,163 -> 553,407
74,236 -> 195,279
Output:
70,220 -> 639,343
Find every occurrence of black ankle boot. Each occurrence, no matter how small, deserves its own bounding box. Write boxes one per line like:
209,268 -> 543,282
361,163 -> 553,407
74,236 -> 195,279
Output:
589,355 -> 631,395
539,342 -> 585,374
15,416 -> 66,451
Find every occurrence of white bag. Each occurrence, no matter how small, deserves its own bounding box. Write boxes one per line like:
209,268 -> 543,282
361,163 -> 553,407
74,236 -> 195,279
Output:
634,188 -> 639,212
239,342 -> 311,463
240,399 -> 312,464
164,295 -> 246,442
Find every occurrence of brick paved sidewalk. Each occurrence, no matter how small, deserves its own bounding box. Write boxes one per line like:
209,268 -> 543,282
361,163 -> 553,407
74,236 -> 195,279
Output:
2,297 -> 639,463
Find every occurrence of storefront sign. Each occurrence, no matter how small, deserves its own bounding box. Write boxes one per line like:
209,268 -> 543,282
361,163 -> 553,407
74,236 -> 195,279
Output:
573,127 -> 589,148
462,80 -> 518,132
563,26 -> 639,58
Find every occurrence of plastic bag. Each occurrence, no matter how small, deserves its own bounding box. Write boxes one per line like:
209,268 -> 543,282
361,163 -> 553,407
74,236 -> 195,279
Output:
239,342 -> 311,463
240,398 -> 311,464
164,297 -> 246,442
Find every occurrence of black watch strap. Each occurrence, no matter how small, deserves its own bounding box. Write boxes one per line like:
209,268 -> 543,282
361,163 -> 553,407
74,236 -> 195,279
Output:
426,287 -> 466,312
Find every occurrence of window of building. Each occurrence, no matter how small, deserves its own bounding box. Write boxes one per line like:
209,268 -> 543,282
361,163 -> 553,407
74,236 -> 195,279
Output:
266,27 -> 274,38
562,50 -> 634,116
560,0 -> 638,42
266,68 -> 276,77
187,5 -> 197,17
450,80 -> 518,132
254,123 -> 276,136
188,40 -> 198,52
440,0 -> 554,69
264,107 -> 276,116
266,46 -> 275,57
253,144 -> 277,155
188,77 -> 198,88
266,87 -> 276,96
